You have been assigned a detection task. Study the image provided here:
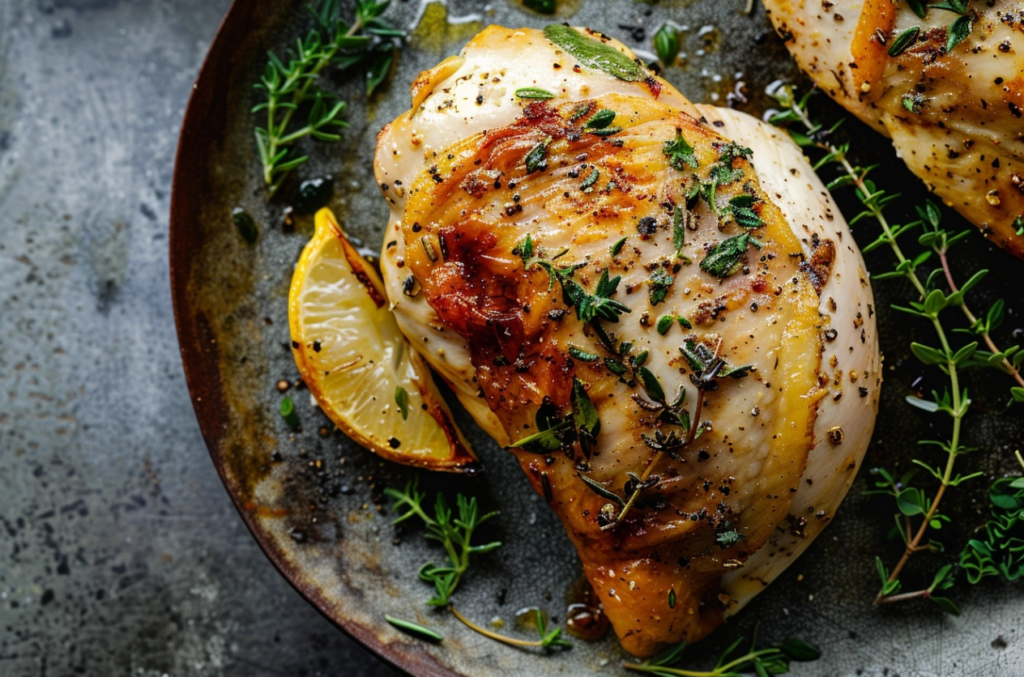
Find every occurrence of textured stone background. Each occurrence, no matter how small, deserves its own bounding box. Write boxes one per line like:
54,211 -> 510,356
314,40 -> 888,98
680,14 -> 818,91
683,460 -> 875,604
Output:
0,1 -> 399,674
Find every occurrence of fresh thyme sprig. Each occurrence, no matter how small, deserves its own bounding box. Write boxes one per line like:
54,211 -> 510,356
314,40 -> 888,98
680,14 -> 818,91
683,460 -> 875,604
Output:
253,0 -> 403,195
623,631 -> 820,677
768,84 -> 1024,610
449,606 -> 572,651
384,477 -> 501,607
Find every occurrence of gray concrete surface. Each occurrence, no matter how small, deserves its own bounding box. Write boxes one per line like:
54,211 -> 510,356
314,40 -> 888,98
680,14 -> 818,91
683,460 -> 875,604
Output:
0,1 -> 400,674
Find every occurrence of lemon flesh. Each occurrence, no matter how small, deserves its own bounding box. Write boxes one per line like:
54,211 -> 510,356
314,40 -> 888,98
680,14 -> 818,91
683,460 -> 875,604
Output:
288,208 -> 477,472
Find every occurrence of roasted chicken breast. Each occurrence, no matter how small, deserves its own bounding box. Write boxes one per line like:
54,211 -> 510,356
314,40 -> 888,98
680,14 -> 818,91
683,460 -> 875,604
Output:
374,26 -> 880,657
764,0 -> 1024,258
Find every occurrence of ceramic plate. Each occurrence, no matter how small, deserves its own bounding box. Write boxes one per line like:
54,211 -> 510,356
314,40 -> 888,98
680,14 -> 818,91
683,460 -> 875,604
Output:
170,1 -> 1024,675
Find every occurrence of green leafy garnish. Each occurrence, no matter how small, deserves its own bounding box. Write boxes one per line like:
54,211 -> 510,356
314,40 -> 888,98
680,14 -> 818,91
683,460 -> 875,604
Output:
624,631 -> 820,677
515,87 -> 555,100
768,85 -> 1024,612
959,475 -> 1024,583
568,345 -> 601,362
543,25 -> 646,82
700,233 -> 762,278
571,377 -> 601,456
525,136 -> 553,173
724,194 -> 763,229
585,109 -> 617,129
280,395 -> 300,430
655,24 -> 680,65
945,14 -> 974,52
887,26 -> 920,57
610,236 -> 628,256
648,268 -> 675,305
581,168 -> 600,191
384,478 -> 501,607
663,130 -> 698,171
385,616 -> 443,643
253,0 -> 403,195
395,386 -> 409,420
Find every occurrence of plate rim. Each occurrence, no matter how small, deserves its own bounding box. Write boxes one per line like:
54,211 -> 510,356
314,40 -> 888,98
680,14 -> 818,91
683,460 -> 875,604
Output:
168,3 -> 460,675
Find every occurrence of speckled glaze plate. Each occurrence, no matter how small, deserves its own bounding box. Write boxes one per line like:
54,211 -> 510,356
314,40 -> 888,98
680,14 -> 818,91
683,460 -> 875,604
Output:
170,1 -> 1024,675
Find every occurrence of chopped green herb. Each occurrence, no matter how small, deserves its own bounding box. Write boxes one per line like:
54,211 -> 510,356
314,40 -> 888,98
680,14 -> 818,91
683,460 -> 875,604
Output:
902,92 -> 926,115
525,136 -> 552,173
657,315 -> 674,335
605,358 -> 628,377
663,130 -> 698,171
395,386 -> 409,420
585,109 -> 617,129
1015,215 -> 1024,236
515,87 -> 555,100
543,24 -> 646,82
667,588 -> 676,608
887,26 -> 920,57
610,236 -> 627,256
562,269 -> 631,324
232,207 -> 258,244
654,24 -> 680,65
715,526 -> 745,548
945,14 -> 974,53
700,233 -> 762,278
648,268 -> 675,305
581,168 -> 600,190
588,127 -> 622,137
672,205 -> 685,253
725,194 -> 764,229
571,377 -> 601,455
280,395 -> 299,430
578,472 -> 625,506
568,345 -> 601,362
385,616 -> 443,643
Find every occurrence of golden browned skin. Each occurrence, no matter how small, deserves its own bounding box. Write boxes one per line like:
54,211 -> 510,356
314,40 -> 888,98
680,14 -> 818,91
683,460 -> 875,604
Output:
764,0 -> 1024,257
398,93 -> 824,655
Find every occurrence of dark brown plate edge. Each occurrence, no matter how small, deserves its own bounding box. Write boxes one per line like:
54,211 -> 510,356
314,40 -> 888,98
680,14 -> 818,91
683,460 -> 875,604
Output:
167,3 -> 463,676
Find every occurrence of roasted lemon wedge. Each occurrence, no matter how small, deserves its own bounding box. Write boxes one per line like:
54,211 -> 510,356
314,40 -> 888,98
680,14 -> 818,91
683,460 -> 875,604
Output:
288,208 -> 478,473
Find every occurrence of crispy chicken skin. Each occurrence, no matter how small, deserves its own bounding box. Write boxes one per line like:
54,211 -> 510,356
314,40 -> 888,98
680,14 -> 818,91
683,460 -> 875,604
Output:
374,26 -> 880,657
764,0 -> 1024,258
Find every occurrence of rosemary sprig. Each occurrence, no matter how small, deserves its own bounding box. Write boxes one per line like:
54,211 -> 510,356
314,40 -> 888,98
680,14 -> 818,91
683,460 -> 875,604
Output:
449,606 -> 572,651
384,477 -> 501,607
623,631 -> 820,677
253,0 -> 403,195
768,84 -> 1023,609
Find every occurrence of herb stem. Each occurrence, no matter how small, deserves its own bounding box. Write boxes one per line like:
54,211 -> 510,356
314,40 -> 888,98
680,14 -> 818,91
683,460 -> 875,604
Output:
938,249 -> 1024,389
613,450 -> 665,528
449,605 -> 548,648
624,648 -> 783,677
263,18 -> 364,195
874,588 -> 932,604
787,97 -> 975,606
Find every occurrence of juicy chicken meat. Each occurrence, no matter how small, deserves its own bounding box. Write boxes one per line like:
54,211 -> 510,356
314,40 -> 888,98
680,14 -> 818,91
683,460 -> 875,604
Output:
764,0 -> 1024,257
374,26 -> 880,657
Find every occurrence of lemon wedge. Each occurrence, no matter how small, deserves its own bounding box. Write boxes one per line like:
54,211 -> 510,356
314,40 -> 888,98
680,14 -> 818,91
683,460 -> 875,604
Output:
288,208 -> 478,473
